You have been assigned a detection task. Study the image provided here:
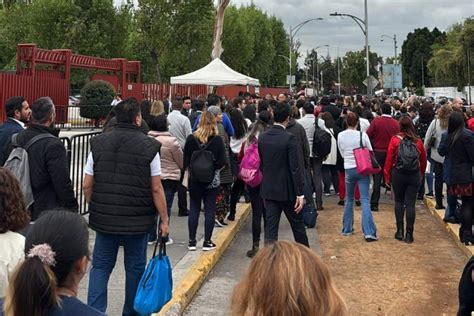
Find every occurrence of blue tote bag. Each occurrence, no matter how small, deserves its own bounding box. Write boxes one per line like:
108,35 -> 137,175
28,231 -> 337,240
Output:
134,237 -> 173,314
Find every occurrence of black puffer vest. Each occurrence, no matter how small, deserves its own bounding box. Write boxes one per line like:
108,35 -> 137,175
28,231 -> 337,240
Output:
89,123 -> 160,234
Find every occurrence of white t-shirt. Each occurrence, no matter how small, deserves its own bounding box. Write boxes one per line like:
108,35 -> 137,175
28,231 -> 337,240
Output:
84,152 -> 161,176
337,129 -> 373,170
359,118 -> 370,133
0,231 -> 25,297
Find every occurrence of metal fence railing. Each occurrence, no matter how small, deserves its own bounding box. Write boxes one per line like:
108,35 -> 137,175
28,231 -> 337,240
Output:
56,105 -> 112,131
65,132 -> 100,215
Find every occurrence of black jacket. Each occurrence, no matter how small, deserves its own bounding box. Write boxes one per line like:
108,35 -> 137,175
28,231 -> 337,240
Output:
322,104 -> 342,122
0,118 -> 24,164
89,124 -> 161,234
4,124 -> 78,220
258,125 -> 304,202
438,129 -> 474,185
183,134 -> 226,182
458,256 -> 474,316
286,118 -> 310,169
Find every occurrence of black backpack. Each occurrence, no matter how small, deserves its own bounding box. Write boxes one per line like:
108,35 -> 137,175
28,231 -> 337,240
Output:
312,125 -> 332,160
395,136 -> 419,172
189,137 -> 215,184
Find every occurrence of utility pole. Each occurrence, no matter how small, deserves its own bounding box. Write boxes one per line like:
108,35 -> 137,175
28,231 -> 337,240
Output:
330,0 -> 370,94
288,18 -> 324,95
337,47 -> 341,95
468,49 -> 472,105
421,56 -> 425,96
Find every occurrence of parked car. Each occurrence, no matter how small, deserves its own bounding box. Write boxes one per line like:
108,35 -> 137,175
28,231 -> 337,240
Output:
69,96 -> 80,106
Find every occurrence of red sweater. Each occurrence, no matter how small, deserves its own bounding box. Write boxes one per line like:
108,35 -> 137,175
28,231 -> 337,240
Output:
384,133 -> 427,184
468,117 -> 474,132
366,115 -> 400,153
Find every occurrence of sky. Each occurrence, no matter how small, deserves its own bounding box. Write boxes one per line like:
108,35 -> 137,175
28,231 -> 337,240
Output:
229,0 -> 473,63
115,0 -> 473,63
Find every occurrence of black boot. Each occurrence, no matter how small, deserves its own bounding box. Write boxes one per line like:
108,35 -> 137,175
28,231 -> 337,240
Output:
394,224 -> 404,241
405,229 -> 414,244
246,243 -> 259,258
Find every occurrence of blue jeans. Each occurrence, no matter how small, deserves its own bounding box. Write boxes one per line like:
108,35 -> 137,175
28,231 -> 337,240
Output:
88,232 -> 148,316
342,168 -> 377,238
444,193 -> 459,220
148,179 -> 178,242
426,156 -> 434,193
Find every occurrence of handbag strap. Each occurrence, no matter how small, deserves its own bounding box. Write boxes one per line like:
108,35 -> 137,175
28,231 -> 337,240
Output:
152,236 -> 167,258
359,131 -> 364,148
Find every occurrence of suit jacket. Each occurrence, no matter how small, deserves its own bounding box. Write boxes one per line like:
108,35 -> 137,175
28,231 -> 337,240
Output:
258,125 -> 304,202
0,118 -> 24,164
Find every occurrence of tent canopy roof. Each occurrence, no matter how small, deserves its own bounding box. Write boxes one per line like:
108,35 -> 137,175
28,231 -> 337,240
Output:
170,58 -> 260,86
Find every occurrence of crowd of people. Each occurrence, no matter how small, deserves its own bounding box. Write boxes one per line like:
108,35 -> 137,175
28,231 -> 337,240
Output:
0,90 -> 473,315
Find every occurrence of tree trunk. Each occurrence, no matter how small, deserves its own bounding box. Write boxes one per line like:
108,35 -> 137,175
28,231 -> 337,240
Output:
211,0 -> 230,60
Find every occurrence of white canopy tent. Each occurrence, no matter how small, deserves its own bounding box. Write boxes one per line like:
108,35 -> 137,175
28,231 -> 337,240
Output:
170,58 -> 260,86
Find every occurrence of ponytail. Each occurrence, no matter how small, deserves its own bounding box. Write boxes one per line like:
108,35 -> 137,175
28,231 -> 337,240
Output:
4,256 -> 59,316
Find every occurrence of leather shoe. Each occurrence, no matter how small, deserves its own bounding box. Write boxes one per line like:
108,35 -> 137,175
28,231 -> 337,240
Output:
178,209 -> 189,217
394,228 -> 404,241
371,206 -> 379,212
434,204 -> 445,210
405,232 -> 414,244
355,200 -> 361,206
443,217 -> 457,224
337,200 -> 344,206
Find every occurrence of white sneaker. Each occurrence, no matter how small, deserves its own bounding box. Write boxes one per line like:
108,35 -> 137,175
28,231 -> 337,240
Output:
166,238 -> 174,246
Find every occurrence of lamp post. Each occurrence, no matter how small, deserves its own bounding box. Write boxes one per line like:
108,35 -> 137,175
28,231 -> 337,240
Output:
312,45 -> 329,95
288,18 -> 324,95
381,34 -> 397,64
381,34 -> 397,95
330,0 -> 370,94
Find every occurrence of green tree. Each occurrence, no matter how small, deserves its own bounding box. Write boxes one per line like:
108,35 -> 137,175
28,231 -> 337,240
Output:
400,27 -> 445,92
341,49 -> 382,93
428,18 -> 474,89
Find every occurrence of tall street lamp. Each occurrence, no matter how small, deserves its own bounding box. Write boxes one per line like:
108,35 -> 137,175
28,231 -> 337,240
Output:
312,45 -> 329,95
330,0 -> 370,94
289,18 -> 324,94
381,34 -> 397,64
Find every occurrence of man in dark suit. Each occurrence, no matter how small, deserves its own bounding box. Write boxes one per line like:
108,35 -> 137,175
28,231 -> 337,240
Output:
258,102 -> 309,247
0,96 -> 31,164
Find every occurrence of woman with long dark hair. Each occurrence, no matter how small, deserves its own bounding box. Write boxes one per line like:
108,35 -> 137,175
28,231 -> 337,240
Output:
239,111 -> 273,257
438,112 -> 474,245
321,112 -> 340,197
2,211 -> 104,315
416,101 -> 435,199
384,116 -> 427,243
228,108 -> 249,221
0,169 -> 30,297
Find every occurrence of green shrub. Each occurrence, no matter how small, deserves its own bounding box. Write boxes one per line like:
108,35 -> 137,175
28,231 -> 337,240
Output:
79,80 -> 115,119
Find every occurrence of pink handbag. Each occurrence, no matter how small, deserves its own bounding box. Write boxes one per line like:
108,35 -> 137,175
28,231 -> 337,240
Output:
353,132 -> 381,175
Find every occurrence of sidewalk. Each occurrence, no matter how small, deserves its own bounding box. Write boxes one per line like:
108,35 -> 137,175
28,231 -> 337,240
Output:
77,200 -> 250,316
424,198 -> 474,258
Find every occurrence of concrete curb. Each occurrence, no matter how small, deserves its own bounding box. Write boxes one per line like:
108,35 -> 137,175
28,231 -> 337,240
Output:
424,198 -> 474,258
156,203 -> 251,316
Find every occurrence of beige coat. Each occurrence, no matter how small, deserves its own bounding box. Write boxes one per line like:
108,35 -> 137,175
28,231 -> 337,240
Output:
149,131 -> 183,181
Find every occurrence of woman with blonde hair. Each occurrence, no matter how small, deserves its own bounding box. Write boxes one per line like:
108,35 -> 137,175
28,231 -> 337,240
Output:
150,100 -> 165,117
231,241 -> 347,316
183,111 -> 226,251
424,104 -> 453,210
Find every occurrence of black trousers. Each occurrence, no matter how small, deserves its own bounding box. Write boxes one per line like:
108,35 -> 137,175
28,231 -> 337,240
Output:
264,199 -> 309,247
178,170 -> 188,212
248,185 -> 266,245
460,195 -> 474,239
432,161 -> 445,206
370,151 -> 387,208
392,170 -> 421,232
322,164 -> 339,194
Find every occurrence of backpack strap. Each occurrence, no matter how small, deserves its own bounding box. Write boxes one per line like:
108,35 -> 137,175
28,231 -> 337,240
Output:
11,133 -> 19,147
359,131 -> 364,148
24,134 -> 57,151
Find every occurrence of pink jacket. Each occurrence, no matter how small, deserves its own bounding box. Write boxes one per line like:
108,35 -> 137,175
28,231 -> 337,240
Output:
149,131 -> 183,181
